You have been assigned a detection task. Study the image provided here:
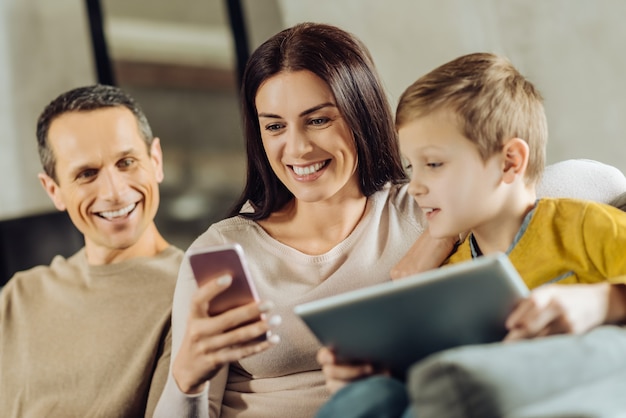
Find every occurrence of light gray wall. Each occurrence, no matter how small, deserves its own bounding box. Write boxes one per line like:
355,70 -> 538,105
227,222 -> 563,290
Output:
2,0 -> 625,220
278,0 -> 626,174
0,0 -> 95,220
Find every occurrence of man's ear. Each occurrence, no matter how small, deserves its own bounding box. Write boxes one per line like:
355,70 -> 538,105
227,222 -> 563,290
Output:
501,138 -> 529,184
150,137 -> 164,184
38,173 -> 67,211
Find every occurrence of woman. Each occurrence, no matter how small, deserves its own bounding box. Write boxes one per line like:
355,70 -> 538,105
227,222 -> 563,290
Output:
153,22 -> 450,418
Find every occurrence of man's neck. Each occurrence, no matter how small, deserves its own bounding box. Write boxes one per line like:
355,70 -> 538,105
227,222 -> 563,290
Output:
85,223 -> 169,265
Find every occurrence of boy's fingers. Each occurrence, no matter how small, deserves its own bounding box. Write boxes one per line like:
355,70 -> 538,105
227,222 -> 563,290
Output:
316,347 -> 336,366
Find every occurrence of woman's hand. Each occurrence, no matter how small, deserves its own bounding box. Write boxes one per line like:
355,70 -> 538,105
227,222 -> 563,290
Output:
317,347 -> 380,394
390,228 -> 459,280
504,282 -> 617,341
172,275 -> 280,394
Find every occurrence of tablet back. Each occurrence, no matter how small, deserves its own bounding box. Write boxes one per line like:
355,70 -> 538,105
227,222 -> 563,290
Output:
294,253 -> 529,376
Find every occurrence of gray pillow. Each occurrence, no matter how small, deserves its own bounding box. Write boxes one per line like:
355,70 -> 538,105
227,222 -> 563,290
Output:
407,326 -> 626,418
537,159 -> 626,204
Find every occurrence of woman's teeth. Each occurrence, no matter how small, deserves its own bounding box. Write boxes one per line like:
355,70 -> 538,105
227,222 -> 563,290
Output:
293,161 -> 326,176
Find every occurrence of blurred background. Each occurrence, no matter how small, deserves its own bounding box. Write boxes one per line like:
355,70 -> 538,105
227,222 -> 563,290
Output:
1,0 -> 626,280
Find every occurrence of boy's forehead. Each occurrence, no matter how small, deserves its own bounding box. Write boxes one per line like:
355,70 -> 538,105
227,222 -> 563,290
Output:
398,110 -> 473,154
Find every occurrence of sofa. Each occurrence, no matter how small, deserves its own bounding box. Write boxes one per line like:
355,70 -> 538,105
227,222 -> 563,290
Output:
407,159 -> 626,418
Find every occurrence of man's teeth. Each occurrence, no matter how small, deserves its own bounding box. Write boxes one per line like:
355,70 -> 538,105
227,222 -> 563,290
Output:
99,203 -> 136,220
293,161 -> 326,176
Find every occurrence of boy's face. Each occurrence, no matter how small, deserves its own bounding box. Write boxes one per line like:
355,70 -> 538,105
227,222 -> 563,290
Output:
398,108 -> 504,239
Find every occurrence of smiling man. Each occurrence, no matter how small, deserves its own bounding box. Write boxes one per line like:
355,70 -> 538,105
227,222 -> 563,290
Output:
0,85 -> 183,418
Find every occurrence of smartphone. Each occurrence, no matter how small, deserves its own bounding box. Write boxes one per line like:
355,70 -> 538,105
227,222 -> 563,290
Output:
188,243 -> 262,317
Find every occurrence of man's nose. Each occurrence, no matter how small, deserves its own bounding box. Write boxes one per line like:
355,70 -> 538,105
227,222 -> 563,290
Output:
97,168 -> 128,201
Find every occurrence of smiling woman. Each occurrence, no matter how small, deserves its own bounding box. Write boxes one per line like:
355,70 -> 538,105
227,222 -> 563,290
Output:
153,22 -> 454,418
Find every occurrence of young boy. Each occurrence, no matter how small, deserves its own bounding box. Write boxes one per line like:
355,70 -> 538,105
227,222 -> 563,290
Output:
316,52 -> 626,418
395,52 -> 626,340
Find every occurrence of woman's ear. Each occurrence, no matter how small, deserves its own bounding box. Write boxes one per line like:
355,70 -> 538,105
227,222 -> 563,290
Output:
501,138 -> 529,184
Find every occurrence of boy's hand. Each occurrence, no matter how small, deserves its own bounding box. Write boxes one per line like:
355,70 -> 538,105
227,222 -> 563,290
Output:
504,282 -> 612,341
317,347 -> 378,394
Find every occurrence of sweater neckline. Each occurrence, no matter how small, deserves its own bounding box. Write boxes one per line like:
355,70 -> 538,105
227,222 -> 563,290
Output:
245,189 -> 385,262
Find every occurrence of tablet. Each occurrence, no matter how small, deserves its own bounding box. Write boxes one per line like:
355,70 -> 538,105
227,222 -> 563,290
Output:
294,252 -> 529,376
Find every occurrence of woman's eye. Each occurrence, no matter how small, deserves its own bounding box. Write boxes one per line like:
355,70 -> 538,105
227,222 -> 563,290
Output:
310,117 -> 329,126
426,162 -> 443,168
265,123 -> 283,132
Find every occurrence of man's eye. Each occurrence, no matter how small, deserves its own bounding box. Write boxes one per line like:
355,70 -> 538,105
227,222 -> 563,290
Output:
118,158 -> 135,168
77,169 -> 97,180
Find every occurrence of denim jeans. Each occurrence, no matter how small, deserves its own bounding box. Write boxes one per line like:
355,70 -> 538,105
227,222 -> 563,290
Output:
315,376 -> 415,418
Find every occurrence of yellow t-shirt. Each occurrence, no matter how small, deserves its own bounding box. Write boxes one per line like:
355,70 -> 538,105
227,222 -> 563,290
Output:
448,198 -> 626,289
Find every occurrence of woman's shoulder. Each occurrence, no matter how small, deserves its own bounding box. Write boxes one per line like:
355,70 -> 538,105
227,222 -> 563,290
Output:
189,215 -> 264,250
374,182 -> 421,217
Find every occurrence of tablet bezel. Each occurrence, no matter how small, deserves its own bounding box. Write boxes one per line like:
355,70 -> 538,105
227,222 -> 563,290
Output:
294,252 -> 529,376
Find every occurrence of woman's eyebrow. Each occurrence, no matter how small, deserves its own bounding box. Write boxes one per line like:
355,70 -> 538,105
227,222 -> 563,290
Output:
299,102 -> 335,117
258,102 -> 336,119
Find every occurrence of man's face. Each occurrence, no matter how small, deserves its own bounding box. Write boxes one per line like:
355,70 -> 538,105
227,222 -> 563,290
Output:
40,107 -> 164,256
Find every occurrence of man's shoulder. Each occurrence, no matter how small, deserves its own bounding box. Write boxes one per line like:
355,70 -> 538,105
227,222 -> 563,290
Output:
5,251 -> 83,285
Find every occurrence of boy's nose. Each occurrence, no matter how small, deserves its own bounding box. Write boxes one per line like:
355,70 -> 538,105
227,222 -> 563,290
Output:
408,178 -> 427,198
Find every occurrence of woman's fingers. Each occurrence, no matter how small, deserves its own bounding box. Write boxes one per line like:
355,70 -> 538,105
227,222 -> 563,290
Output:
190,274 -> 233,318
174,279 -> 281,394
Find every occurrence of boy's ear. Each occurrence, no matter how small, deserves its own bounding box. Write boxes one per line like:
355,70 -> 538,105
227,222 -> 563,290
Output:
501,138 -> 529,184
38,173 -> 67,211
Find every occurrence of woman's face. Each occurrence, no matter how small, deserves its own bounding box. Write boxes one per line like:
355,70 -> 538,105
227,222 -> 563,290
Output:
255,70 -> 361,204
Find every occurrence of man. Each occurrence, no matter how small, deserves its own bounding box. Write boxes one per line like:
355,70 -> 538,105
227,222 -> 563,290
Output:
0,84 -> 183,417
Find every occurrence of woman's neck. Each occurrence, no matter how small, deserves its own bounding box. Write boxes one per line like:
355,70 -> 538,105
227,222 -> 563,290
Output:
258,194 -> 368,255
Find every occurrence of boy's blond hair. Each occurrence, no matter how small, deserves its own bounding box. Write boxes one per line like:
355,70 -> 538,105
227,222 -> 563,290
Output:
396,52 -> 548,184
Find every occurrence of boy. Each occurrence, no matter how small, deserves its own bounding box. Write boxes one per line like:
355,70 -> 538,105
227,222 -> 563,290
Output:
395,52 -> 626,340
316,52 -> 626,418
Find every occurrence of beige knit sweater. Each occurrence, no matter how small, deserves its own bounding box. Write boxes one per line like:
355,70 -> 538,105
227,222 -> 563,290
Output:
0,246 -> 183,418
153,184 -> 424,418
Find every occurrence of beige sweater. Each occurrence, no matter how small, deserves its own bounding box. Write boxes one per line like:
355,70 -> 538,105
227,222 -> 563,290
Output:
0,246 -> 183,418
153,184 -> 424,418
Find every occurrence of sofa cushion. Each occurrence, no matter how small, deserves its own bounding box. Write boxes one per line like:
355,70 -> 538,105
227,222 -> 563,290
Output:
537,159 -> 626,204
407,326 -> 626,418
